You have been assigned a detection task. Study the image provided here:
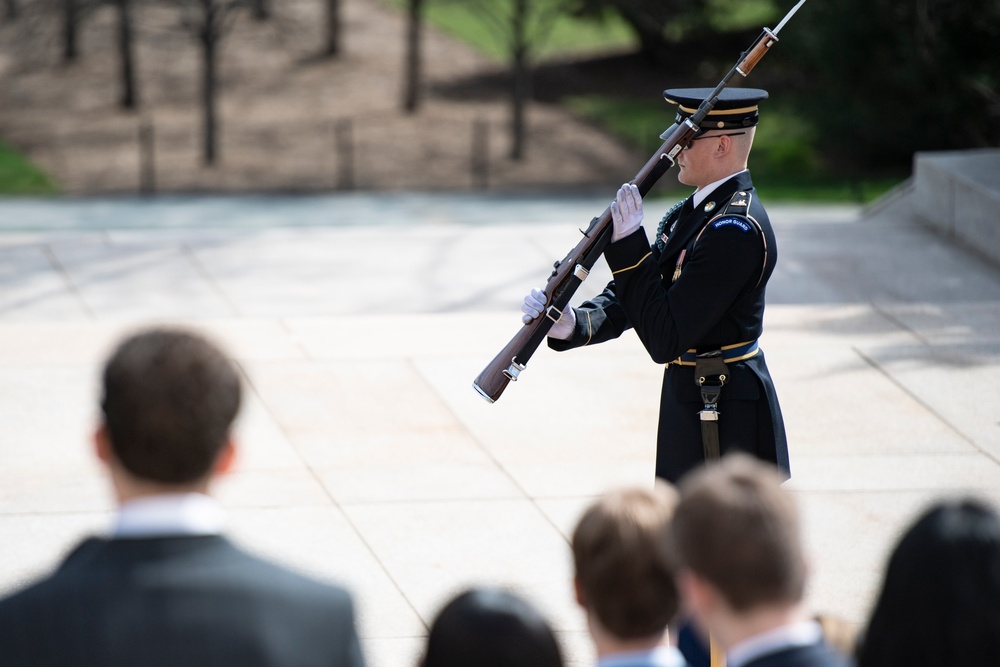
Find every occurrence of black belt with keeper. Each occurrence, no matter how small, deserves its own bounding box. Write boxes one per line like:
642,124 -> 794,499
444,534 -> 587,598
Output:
669,340 -> 759,462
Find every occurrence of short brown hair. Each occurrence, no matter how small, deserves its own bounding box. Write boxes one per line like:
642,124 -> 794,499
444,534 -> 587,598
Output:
669,454 -> 805,612
571,483 -> 680,639
101,327 -> 242,484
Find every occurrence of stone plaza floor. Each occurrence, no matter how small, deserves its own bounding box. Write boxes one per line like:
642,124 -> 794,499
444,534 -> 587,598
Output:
0,191 -> 998,665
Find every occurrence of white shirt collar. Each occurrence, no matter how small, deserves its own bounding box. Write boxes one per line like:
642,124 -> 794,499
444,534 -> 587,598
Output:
726,620 -> 823,667
691,169 -> 749,210
598,646 -> 687,667
112,493 -> 226,538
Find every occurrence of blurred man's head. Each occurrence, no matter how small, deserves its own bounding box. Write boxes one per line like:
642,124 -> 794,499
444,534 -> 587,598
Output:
669,454 -> 805,642
97,327 -> 242,492
572,483 -> 680,649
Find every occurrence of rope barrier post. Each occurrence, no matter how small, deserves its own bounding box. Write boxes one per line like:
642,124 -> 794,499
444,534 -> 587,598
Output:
335,118 -> 355,191
471,118 -> 489,190
138,119 -> 155,195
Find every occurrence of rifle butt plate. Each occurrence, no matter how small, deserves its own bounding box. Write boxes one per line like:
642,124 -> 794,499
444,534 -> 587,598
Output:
472,382 -> 496,404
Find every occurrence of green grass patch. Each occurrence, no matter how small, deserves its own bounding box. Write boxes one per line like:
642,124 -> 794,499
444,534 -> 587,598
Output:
705,0 -> 780,32
754,178 -> 905,203
0,141 -> 58,195
564,95 -> 673,154
381,0 -> 636,62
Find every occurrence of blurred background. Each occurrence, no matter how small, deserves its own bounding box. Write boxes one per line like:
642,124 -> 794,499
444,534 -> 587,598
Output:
2,0 -> 996,200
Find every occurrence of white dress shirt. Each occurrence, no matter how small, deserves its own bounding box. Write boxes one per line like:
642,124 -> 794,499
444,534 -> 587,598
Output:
112,493 -> 226,538
691,169 -> 750,211
598,646 -> 688,667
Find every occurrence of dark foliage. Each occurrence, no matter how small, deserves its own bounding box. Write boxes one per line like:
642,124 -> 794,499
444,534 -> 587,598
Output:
571,0 -> 707,66
784,0 -> 1000,170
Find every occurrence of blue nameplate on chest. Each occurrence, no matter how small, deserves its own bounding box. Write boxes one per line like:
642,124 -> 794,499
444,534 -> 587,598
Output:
711,216 -> 752,232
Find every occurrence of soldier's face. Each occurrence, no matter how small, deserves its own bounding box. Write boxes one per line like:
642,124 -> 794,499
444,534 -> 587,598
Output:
676,133 -> 724,188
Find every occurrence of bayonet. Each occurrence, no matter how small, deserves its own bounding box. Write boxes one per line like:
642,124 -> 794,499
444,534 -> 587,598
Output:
774,0 -> 809,35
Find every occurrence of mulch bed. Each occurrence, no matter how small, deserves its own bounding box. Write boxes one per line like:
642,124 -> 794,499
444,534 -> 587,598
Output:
0,0 -> 651,194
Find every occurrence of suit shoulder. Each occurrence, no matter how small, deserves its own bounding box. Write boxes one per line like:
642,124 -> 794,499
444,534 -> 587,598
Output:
745,642 -> 851,667
226,543 -> 355,605
0,537 -> 106,613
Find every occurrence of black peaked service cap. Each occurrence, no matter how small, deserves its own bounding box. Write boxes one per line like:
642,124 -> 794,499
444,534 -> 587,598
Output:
664,87 -> 769,132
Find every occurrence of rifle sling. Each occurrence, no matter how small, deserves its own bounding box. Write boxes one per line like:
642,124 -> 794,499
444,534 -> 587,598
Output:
510,225 -> 613,369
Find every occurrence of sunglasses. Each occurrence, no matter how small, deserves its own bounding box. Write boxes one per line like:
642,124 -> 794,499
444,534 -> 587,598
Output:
682,132 -> 747,150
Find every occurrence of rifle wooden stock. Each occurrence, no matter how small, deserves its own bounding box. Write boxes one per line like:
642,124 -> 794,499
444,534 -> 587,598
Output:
472,320 -> 541,403
473,17 -> 795,403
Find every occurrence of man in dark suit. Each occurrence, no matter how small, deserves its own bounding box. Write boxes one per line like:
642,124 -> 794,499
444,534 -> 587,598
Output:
521,88 -> 788,484
0,327 -> 367,667
668,454 -> 848,667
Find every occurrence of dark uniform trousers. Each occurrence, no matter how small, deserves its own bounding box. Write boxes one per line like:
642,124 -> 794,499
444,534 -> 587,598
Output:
550,171 -> 789,483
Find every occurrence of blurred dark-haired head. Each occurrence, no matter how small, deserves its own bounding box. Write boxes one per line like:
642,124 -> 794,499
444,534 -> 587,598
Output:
857,498 -> 1000,667
421,587 -> 563,667
100,327 -> 242,485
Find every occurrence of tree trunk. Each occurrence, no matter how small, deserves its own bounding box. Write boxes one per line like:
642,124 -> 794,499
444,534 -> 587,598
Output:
63,0 -> 78,62
509,0 -> 529,161
325,0 -> 340,57
117,0 -> 138,109
402,0 -> 423,113
200,0 -> 218,165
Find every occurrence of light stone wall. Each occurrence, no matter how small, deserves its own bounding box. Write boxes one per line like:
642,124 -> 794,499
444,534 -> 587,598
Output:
912,148 -> 1000,268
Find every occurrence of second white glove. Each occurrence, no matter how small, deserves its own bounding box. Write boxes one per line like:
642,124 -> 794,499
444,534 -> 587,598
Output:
520,288 -> 575,340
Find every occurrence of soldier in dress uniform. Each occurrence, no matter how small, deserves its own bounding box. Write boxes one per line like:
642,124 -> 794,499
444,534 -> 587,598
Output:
521,87 -> 789,484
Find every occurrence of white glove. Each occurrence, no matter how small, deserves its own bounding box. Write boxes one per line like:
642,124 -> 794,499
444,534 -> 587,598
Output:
611,183 -> 644,242
520,288 -> 575,340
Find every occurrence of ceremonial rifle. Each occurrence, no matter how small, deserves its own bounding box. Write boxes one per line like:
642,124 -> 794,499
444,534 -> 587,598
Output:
473,0 -> 809,403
